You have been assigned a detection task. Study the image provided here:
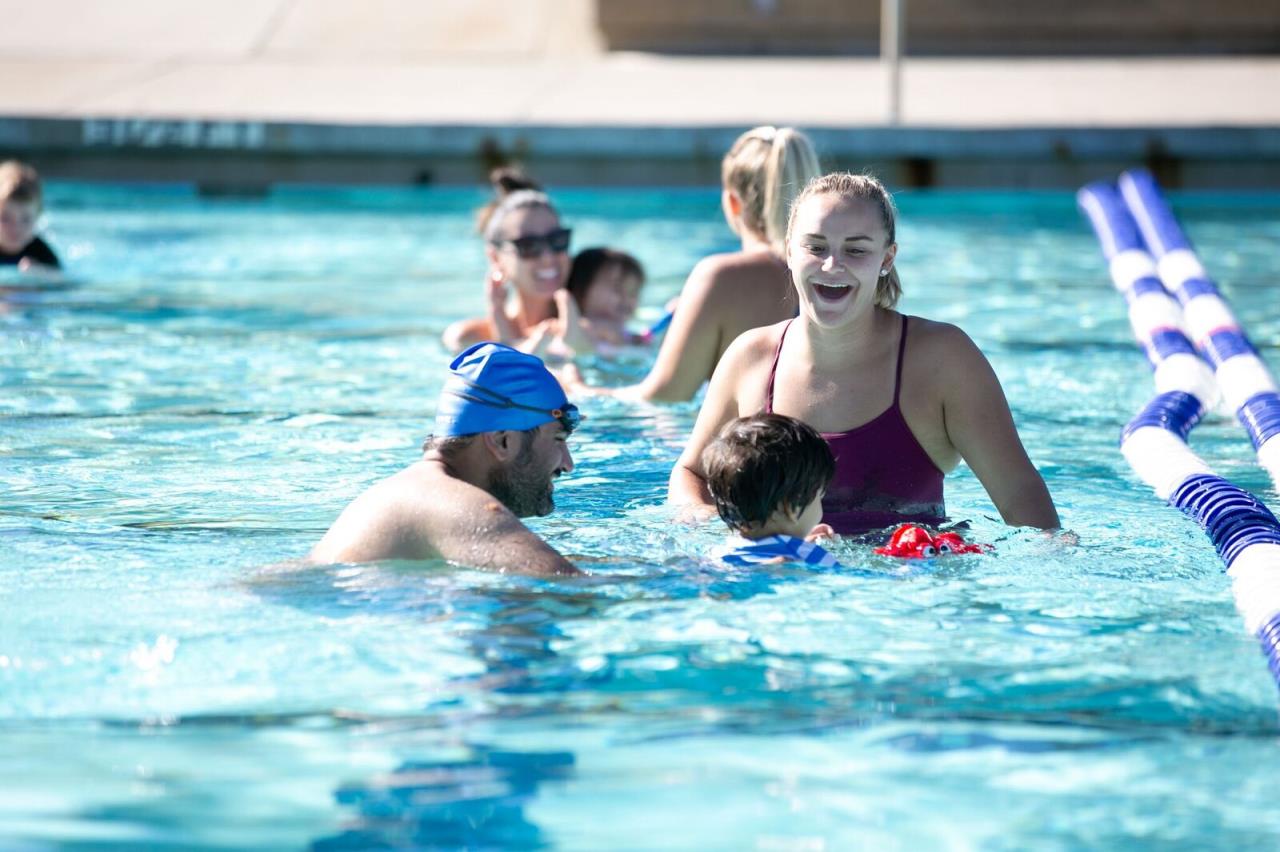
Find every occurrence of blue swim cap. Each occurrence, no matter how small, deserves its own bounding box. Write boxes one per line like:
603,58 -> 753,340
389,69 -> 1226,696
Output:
434,342 -> 577,437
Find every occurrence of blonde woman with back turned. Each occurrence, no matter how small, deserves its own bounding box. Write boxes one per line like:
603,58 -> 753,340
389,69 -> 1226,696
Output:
565,126 -> 821,402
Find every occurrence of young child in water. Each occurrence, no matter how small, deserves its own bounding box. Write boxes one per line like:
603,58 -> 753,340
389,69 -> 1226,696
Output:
563,247 -> 647,351
702,413 -> 842,568
518,246 -> 651,360
0,160 -> 60,272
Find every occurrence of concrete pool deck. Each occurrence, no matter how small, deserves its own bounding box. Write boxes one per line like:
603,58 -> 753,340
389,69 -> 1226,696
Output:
0,2 -> 1277,187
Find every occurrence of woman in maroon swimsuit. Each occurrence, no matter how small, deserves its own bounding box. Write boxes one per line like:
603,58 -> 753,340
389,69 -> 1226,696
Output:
668,172 -> 1061,535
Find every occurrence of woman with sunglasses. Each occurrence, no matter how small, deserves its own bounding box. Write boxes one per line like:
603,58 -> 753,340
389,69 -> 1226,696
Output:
561,126 -> 822,401
443,185 -> 585,355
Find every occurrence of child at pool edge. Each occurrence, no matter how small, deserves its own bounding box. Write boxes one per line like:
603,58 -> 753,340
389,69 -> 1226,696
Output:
703,413 -> 843,569
0,160 -> 60,273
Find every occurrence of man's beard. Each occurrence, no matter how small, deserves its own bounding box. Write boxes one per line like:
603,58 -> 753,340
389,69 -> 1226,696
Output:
488,435 -> 554,518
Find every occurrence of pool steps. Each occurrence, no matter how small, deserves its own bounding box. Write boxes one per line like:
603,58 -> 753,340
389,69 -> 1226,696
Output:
1078,176 -> 1280,689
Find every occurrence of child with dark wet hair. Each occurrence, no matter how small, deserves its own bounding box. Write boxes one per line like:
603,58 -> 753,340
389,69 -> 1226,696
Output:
702,412 -> 842,568
0,160 -> 60,272
564,246 -> 648,351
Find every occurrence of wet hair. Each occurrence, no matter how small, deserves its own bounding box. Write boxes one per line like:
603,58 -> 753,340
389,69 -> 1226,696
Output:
0,160 -> 43,207
721,126 -> 821,254
481,189 -> 560,245
564,247 -> 645,312
422,425 -> 540,459
474,167 -> 543,235
422,433 -> 474,462
786,172 -> 902,308
702,413 -> 835,534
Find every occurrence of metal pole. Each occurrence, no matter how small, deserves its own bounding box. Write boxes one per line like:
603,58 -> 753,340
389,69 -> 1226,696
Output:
881,0 -> 904,126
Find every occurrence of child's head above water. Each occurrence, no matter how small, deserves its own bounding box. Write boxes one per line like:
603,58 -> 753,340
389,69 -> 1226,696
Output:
0,160 -> 44,253
702,413 -> 835,540
565,247 -> 645,324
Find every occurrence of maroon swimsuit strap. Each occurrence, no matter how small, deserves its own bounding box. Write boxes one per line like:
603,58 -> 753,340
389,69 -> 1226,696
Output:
891,313 -> 908,405
763,320 -> 791,414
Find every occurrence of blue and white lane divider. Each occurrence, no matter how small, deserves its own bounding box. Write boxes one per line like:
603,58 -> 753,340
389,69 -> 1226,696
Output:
1077,181 -> 1217,497
1119,168 -> 1280,491
1079,179 -> 1280,689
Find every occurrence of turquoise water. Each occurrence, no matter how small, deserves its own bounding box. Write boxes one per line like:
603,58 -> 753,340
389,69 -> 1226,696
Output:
3,183 -> 1280,849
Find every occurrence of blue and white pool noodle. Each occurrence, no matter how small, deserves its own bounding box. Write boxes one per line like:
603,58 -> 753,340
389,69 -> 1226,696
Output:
642,309 -> 674,341
1119,169 -> 1280,491
1079,180 -> 1280,688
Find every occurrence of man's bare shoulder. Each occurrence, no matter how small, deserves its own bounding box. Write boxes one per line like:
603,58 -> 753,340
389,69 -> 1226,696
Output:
390,461 -> 514,532
309,461 -> 575,575
309,461 -> 482,564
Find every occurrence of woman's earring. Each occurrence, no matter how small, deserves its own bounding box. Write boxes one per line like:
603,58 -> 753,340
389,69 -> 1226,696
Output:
879,268 -> 889,277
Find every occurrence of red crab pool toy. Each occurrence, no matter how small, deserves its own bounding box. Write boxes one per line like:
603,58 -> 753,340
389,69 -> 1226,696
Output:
874,524 -> 991,558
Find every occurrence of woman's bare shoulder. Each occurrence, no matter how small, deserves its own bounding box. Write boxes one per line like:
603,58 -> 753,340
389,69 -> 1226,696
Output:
907,315 -> 981,356
711,320 -> 787,411
701,246 -> 778,277
720,318 -> 788,366
688,250 -> 782,291
442,316 -> 496,352
904,315 -> 998,400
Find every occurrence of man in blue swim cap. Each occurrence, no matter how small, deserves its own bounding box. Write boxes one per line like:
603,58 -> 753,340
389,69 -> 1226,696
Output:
311,343 -> 581,575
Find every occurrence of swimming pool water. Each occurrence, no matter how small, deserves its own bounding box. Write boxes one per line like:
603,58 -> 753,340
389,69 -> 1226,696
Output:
3,183 -> 1280,849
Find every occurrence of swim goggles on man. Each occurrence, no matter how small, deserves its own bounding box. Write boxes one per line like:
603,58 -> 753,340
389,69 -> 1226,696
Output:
492,227 -> 572,260
447,378 -> 581,435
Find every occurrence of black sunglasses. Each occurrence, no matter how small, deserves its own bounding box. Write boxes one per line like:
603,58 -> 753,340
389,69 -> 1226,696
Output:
449,378 -> 581,435
492,227 -> 572,260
